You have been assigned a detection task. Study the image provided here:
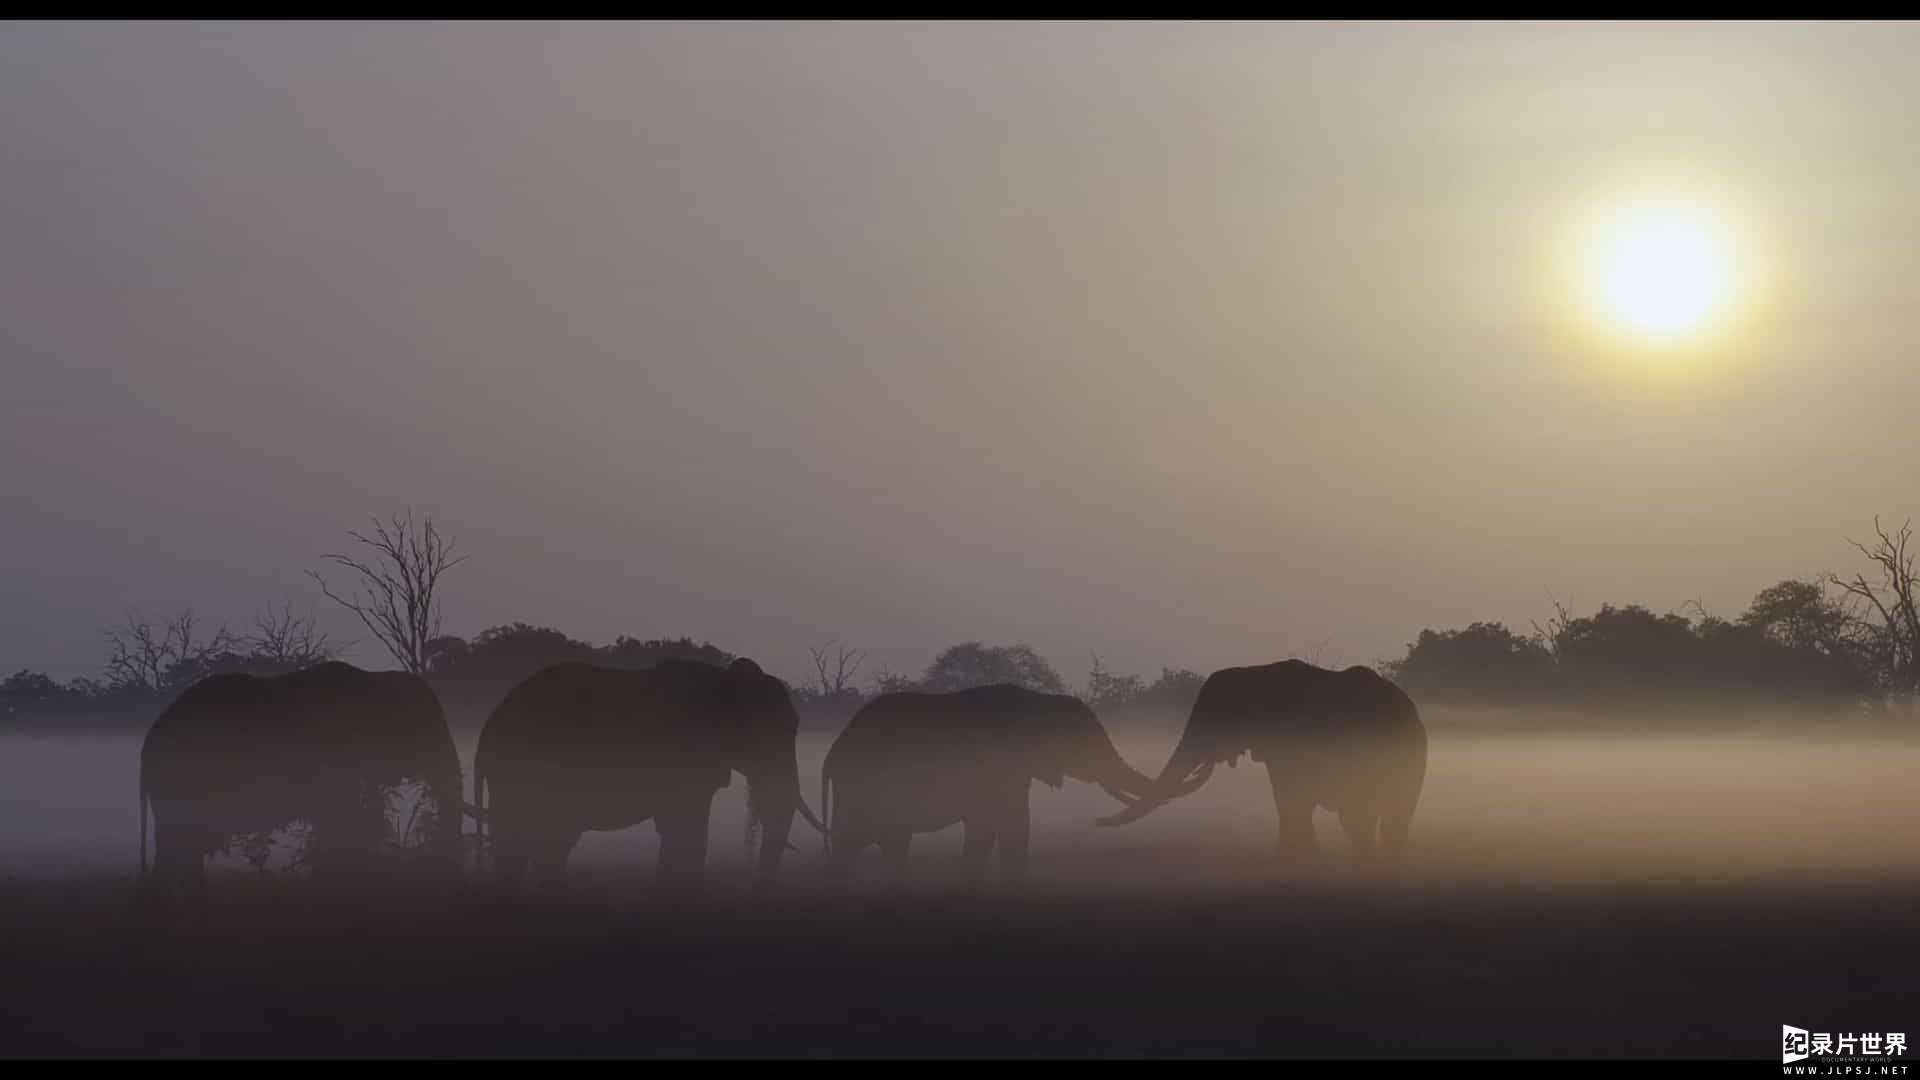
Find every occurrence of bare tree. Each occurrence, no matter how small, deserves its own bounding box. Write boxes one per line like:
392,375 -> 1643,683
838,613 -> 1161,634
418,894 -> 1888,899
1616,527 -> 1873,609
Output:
868,664 -> 920,696
247,600 -> 343,670
1296,634 -> 1337,667
1083,653 -> 1145,709
808,639 -> 867,697
1828,516 -> 1919,706
1530,593 -> 1577,666
104,609 -> 237,692
308,512 -> 468,675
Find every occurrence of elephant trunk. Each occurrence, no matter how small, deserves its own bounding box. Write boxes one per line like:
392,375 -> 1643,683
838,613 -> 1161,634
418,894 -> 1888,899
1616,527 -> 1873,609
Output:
1094,723 -> 1218,828
425,755 -> 466,869
1083,727 -> 1159,806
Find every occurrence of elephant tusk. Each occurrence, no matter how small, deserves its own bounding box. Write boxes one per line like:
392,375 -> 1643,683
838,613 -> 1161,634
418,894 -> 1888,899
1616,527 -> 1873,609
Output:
1094,798 -> 1163,828
1094,762 -> 1217,828
793,796 -> 828,836
462,802 -> 487,820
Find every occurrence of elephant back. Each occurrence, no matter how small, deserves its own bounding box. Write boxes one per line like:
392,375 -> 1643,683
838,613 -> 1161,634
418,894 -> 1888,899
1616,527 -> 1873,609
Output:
476,661 -> 748,795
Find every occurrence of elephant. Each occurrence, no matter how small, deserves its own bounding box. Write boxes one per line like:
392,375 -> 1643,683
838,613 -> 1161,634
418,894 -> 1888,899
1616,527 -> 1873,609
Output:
139,661 -> 467,895
820,683 -> 1157,886
1097,661 -> 1427,858
472,657 -> 824,901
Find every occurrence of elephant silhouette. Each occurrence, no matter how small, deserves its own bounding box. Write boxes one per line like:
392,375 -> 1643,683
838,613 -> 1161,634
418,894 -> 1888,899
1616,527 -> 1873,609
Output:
1098,661 -> 1427,857
472,658 -> 824,900
139,661 -> 466,895
821,683 -> 1156,886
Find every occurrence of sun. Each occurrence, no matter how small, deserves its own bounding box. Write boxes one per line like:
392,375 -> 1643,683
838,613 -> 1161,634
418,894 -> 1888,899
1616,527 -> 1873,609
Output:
1580,199 -> 1735,340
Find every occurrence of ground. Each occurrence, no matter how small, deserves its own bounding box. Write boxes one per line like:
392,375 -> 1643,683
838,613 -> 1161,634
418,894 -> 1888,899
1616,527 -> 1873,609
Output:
1,868 -> 1913,1058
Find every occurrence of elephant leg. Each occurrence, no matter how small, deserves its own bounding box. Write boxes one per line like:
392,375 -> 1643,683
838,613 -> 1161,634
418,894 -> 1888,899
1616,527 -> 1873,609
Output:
825,825 -> 864,889
309,797 -> 375,884
1339,807 -> 1379,856
488,814 -> 538,891
494,850 -> 525,890
1267,769 -> 1317,859
152,820 -> 203,900
959,821 -> 997,885
878,829 -> 912,887
1379,808 -> 1413,855
531,833 -> 577,895
656,792 -> 715,899
492,833 -> 529,891
998,798 -> 1031,886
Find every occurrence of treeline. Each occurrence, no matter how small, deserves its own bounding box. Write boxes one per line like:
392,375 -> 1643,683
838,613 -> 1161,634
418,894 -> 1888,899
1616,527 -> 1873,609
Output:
0,612 -> 742,733
7,513 -> 1914,730
0,617 -> 1204,734
421,624 -> 735,727
786,641 -> 1207,732
1392,516 -> 1918,713
1,604 -> 345,727
1389,580 -> 1916,712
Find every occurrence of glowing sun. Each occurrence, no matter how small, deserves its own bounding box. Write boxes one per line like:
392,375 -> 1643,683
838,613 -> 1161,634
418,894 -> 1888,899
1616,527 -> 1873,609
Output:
1581,199 -> 1734,339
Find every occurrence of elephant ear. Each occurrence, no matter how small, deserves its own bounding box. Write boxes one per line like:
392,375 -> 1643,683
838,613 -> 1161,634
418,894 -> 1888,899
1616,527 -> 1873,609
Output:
1033,723 -> 1068,789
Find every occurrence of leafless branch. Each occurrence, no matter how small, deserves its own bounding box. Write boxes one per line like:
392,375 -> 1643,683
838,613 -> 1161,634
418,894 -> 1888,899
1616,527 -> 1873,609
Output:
808,639 -> 867,697
248,600 -> 343,669
1826,516 -> 1919,702
104,609 -> 237,692
1529,591 -> 1575,664
308,511 -> 468,675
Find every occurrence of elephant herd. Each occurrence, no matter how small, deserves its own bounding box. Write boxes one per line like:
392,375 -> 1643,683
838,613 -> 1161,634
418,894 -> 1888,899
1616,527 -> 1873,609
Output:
138,657 -> 1428,900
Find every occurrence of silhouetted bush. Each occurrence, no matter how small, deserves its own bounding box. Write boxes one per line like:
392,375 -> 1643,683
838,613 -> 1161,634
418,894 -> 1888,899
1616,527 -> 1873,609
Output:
1387,622 -> 1555,704
424,624 -> 735,729
920,642 -> 1067,694
1387,579 -> 1885,712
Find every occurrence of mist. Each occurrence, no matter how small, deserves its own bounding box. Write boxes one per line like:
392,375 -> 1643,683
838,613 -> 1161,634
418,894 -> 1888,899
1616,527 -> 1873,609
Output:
9,713 -> 1918,888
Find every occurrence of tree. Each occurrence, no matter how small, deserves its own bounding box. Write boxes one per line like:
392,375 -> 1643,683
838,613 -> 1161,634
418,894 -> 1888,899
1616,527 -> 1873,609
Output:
1083,654 -> 1146,710
868,665 -> 921,695
598,635 -> 732,671
309,511 -> 467,675
1552,604 -> 1702,694
245,600 -> 342,674
421,623 -> 594,704
103,609 -> 238,693
921,642 -> 1066,694
1,670 -> 82,721
807,640 -> 867,699
1139,667 -> 1206,712
1740,579 -> 1853,656
1387,621 -> 1555,701
1829,517 -> 1920,706
423,634 -> 471,674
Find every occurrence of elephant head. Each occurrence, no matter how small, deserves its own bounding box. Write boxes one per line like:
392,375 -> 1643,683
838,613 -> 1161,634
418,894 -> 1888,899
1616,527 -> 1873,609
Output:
1095,660 -> 1425,830
1093,664 -> 1284,828
1024,693 -> 1160,806
714,658 -> 827,894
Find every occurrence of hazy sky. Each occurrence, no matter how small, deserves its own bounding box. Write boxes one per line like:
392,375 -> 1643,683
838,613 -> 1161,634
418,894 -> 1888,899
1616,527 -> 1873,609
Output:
5,22 -> 1918,687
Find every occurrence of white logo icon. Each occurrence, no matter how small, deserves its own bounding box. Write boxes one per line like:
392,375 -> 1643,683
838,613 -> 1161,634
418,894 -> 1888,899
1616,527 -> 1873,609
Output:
1786,1025 -> 1812,1064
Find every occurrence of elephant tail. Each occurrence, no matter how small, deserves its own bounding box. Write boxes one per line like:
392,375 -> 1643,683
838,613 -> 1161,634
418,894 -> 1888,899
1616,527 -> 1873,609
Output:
473,766 -> 487,860
819,767 -> 832,859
